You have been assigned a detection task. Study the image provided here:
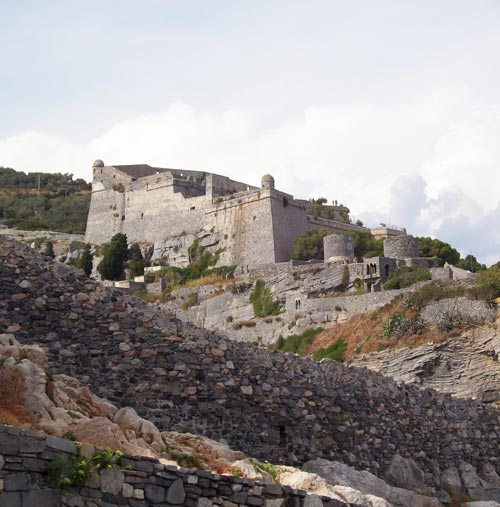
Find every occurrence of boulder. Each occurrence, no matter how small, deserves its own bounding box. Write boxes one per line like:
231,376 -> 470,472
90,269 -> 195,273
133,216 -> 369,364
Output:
303,459 -> 441,507
384,454 -> 426,494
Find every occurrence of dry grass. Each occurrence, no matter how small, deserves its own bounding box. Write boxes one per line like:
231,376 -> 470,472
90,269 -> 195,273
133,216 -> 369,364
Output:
0,369 -> 31,427
305,298 -> 456,362
175,274 -> 242,290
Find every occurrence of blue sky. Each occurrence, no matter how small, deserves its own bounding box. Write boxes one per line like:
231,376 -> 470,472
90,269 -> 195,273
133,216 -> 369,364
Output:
1,1 -> 500,263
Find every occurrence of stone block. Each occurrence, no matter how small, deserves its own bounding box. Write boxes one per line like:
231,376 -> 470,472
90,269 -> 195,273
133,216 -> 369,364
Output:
19,437 -> 45,454
0,492 -> 21,507
167,478 -> 186,504
101,468 -> 125,495
0,433 -> 19,454
21,490 -> 59,507
145,484 -> 165,503
45,436 -> 77,454
4,472 -> 31,491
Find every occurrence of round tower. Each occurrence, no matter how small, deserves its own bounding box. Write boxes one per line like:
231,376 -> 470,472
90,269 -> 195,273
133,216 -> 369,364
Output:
383,235 -> 419,259
93,159 -> 104,168
261,173 -> 275,191
324,234 -> 354,263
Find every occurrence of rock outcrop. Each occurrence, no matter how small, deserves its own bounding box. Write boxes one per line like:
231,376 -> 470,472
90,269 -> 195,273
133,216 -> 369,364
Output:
352,314 -> 500,403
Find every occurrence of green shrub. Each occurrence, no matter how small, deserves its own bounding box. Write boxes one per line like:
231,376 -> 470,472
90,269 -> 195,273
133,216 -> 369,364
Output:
313,337 -> 347,362
148,241 -> 234,290
290,229 -> 331,261
382,312 -> 411,338
43,241 -> 55,258
274,328 -> 323,355
181,293 -> 198,310
46,449 -> 123,489
129,243 -> 149,278
402,281 -> 466,311
382,312 -> 427,338
437,311 -> 469,332
384,266 -> 432,290
472,263 -> 500,302
250,280 -> 281,317
416,237 -> 460,266
97,233 -> 128,281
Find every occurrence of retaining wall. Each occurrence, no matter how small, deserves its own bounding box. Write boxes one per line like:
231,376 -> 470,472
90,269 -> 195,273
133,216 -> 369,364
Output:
0,425 -> 356,507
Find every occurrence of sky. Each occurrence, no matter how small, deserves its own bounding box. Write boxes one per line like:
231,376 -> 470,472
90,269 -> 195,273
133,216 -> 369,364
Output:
1,0 -> 499,264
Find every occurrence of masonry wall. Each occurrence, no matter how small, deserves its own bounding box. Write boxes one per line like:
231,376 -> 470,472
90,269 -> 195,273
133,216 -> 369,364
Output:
85,166 -> 210,246
208,192 -> 276,267
3,237 -> 500,485
0,425 -> 355,507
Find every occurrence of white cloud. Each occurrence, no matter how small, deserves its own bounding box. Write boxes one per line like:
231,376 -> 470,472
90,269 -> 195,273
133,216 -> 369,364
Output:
0,93 -> 499,264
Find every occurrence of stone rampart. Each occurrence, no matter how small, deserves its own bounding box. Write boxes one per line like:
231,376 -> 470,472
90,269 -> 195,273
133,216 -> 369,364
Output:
383,235 -> 419,259
0,425 -> 356,507
2,236 -> 500,485
323,235 -> 354,263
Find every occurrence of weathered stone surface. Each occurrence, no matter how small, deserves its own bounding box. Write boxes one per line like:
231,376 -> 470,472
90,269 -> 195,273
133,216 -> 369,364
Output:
167,478 -> 186,504
384,454 -> 425,494
101,468 -> 125,495
144,483 -> 165,503
352,314 -> 500,403
303,459 -> 441,507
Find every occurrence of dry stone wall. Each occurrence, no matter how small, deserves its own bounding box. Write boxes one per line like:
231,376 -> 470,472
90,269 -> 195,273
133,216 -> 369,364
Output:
2,236 -> 500,486
0,425 -> 358,507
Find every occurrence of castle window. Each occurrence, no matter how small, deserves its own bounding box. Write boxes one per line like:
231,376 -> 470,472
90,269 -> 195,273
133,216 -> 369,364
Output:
141,213 -> 144,219
295,298 -> 301,310
190,206 -> 196,211
121,215 -> 125,221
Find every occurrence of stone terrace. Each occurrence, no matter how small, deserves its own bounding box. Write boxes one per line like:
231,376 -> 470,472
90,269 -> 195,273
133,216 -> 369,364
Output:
1,236 -> 500,484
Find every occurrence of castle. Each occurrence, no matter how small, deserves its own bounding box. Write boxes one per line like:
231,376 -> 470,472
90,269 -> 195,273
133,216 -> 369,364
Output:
85,160 -> 404,268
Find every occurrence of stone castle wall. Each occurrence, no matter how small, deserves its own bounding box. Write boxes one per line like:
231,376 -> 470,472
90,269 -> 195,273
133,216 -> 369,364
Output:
85,163 -> 369,268
323,235 -> 354,262
0,425 -> 356,507
383,236 -> 419,259
3,236 -> 500,485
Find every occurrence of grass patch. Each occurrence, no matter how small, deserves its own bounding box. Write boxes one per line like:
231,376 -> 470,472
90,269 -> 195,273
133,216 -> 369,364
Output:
273,328 -> 323,355
313,337 -> 347,362
181,293 -> 198,310
249,279 -> 281,317
384,266 -> 432,290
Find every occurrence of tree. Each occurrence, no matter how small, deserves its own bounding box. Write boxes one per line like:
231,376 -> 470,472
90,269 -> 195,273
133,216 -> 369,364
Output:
349,231 -> 383,259
456,254 -> 486,273
80,243 -> 93,277
290,229 -> 331,261
129,243 -> 149,278
97,233 -> 128,280
416,237 -> 460,265
43,241 -> 55,258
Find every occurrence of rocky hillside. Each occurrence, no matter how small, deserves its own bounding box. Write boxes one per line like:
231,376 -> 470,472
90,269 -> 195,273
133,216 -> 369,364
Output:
3,235 -> 500,505
351,313 -> 500,403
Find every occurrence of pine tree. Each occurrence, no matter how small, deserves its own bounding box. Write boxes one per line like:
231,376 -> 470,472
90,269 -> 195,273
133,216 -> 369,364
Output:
129,243 -> 148,278
80,243 -> 93,277
97,233 -> 128,280
43,241 -> 55,258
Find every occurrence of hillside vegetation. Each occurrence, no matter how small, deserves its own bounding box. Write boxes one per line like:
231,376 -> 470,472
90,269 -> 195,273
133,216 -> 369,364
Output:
278,263 -> 500,362
0,166 -> 90,233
